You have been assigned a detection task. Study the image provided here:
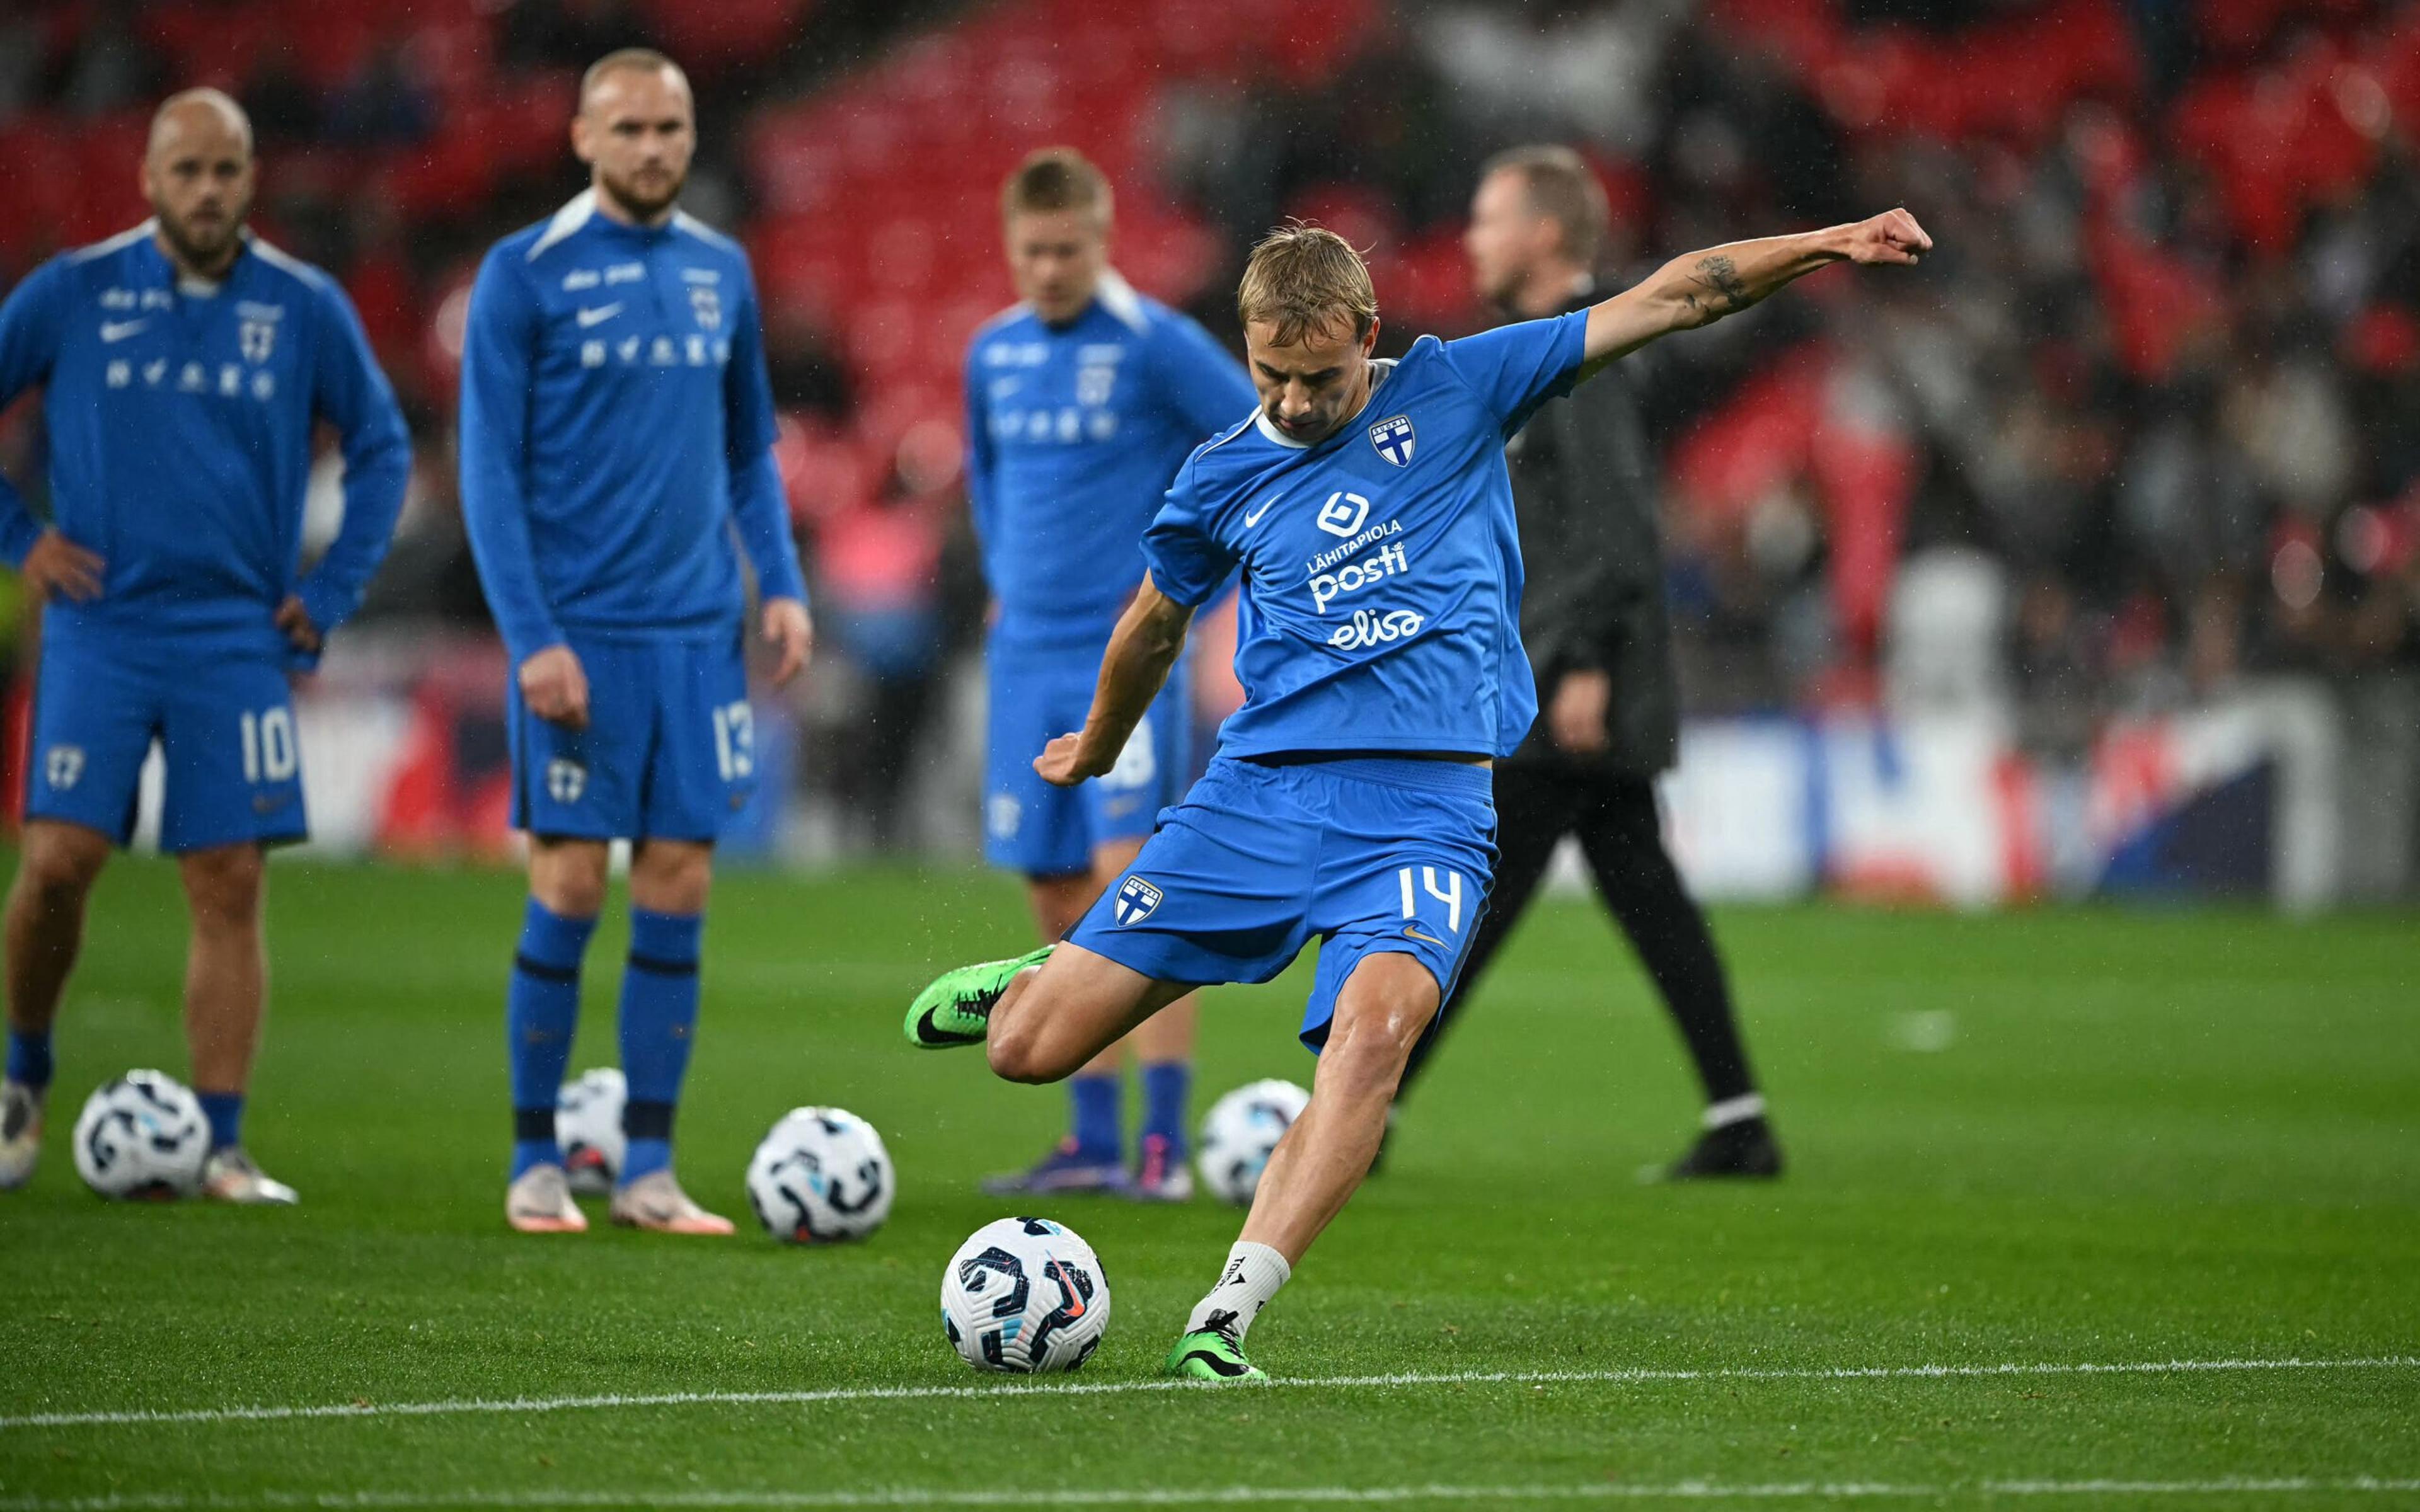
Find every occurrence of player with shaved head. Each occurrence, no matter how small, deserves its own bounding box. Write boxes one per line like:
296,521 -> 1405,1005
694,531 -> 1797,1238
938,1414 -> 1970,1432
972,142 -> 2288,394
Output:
906,206 -> 1932,1376
459,51 -> 811,1235
0,89 -> 412,1201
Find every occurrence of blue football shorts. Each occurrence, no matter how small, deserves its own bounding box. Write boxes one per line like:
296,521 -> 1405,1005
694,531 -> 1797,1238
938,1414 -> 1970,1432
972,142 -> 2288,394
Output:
984,633 -> 1191,877
1066,753 -> 1498,1051
26,628 -> 308,854
509,630 -> 754,844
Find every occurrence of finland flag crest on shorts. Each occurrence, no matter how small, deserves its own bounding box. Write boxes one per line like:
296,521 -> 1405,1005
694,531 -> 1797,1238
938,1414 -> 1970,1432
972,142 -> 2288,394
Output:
1113,876 -> 1163,925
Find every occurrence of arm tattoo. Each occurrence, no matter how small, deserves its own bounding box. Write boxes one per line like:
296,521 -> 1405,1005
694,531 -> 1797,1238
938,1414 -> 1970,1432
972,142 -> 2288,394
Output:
1684,255 -> 1750,316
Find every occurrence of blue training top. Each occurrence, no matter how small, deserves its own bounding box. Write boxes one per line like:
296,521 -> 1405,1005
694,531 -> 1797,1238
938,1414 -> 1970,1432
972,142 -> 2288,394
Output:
0,222 -> 410,661
965,272 -> 1255,653
1142,311 -> 1589,762
458,190 -> 807,667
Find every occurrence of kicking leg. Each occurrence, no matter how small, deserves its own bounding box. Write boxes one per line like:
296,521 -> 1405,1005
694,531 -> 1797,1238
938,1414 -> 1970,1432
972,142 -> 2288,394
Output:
986,943 -> 1192,1086
906,926 -> 1189,1064
1,820 -> 112,1190
1170,950 -> 1439,1379
178,842 -> 294,1205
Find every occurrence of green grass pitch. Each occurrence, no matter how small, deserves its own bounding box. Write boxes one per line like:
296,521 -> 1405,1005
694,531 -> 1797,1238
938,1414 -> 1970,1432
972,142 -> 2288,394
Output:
0,857 -> 2414,1508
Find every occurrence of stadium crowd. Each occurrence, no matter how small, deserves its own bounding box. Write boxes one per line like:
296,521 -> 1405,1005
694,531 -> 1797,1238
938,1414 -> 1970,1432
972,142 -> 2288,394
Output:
1,0 -> 2416,881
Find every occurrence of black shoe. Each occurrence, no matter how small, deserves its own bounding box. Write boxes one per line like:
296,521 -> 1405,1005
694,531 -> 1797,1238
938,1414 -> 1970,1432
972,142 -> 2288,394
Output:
1665,1116 -> 1783,1180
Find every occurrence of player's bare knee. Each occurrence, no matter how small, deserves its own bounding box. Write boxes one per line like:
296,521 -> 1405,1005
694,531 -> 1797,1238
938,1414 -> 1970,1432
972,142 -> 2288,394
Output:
986,1021 -> 1062,1084
1318,1019 -> 1419,1102
180,845 -> 265,931
1322,966 -> 1439,1099
985,978 -> 1076,1084
529,839 -> 609,918
14,833 -> 106,912
631,842 -> 712,915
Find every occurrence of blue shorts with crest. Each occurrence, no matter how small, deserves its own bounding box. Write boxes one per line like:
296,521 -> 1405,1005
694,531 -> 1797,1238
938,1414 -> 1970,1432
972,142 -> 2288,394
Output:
1067,754 -> 1496,1051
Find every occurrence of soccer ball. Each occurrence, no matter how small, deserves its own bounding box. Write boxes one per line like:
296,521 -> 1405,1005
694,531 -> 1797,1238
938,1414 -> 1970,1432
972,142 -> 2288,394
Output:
940,1217 -> 1110,1373
72,1070 -> 210,1201
746,1106 -> 894,1243
556,1067 -> 626,1196
1196,1079 -> 1311,1206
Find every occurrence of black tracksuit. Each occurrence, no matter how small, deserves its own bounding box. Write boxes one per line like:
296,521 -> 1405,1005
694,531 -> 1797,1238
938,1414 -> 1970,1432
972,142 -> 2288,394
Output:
1398,291 -> 1758,1111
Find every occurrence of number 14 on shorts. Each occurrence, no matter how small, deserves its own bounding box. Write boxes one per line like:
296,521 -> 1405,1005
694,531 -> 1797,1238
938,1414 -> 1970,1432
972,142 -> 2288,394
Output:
1397,866 -> 1463,936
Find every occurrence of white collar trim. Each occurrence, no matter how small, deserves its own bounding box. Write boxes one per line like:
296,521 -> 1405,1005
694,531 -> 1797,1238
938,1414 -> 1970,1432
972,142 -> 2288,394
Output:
527,190 -> 598,261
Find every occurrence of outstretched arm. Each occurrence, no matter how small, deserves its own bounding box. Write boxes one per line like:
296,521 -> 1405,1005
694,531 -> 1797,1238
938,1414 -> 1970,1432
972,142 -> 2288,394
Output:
1579,209 -> 1932,380
1035,572 -> 1195,787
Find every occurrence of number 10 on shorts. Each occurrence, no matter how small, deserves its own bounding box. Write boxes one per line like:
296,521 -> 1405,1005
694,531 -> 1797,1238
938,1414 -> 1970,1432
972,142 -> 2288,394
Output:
1398,866 -> 1463,934
239,707 -> 297,784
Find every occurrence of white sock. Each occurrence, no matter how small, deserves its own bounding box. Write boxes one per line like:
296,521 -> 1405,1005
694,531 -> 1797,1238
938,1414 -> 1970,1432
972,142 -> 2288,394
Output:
1185,1240 -> 1292,1343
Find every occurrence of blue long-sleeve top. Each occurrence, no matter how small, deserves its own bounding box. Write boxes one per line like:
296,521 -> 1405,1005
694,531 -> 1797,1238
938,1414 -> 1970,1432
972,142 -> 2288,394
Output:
458,190 -> 807,668
0,223 -> 410,662
964,271 -> 1256,653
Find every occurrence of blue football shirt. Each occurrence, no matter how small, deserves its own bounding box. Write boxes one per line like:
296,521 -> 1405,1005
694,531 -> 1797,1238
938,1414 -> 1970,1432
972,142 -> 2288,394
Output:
1141,311 -> 1589,760
458,191 -> 807,667
0,223 -> 410,660
965,272 -> 1255,652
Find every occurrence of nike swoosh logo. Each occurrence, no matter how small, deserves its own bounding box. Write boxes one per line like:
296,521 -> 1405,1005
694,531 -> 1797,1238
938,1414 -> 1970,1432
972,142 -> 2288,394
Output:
575,303 -> 624,328
914,1005 -> 979,1047
100,320 -> 147,343
1242,493 -> 1281,528
1049,1257 -> 1086,1319
1403,924 -> 1446,947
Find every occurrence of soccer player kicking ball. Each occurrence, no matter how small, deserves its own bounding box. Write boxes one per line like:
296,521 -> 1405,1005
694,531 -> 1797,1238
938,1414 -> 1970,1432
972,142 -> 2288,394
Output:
460,50 -> 811,1236
908,209 -> 1930,1377
965,149 -> 1255,1201
0,90 -> 410,1201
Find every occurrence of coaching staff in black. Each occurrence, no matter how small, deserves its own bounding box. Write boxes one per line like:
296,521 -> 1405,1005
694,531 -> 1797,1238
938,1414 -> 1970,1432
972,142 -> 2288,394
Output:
1398,145 -> 1780,1178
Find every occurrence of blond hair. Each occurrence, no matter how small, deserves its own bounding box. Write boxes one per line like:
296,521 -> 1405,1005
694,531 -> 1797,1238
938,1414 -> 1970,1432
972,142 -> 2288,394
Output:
1236,222 -> 1376,345
1001,147 -> 1112,225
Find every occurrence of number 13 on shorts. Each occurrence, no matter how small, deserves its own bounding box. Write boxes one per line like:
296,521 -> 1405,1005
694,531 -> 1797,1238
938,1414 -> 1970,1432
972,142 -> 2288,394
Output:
1397,866 -> 1464,936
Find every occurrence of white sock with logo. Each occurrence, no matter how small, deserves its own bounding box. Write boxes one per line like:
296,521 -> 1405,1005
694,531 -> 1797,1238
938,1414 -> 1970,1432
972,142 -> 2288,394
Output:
1186,1240 -> 1292,1343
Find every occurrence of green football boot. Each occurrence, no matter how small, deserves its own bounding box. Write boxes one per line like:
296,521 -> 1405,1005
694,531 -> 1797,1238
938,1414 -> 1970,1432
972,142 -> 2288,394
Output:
903,944 -> 1053,1049
1165,1314 -> 1266,1381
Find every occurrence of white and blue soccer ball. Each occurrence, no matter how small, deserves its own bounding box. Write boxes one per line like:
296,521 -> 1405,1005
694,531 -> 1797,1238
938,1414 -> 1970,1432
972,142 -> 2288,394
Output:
1196,1079 -> 1311,1206
940,1217 -> 1111,1373
72,1070 -> 210,1201
746,1106 -> 894,1243
556,1067 -> 626,1196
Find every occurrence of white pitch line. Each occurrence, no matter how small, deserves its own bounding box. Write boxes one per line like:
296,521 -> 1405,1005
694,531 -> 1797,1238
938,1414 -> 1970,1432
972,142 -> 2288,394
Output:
5,1477 -> 2420,1509
1,1354 -> 2412,1433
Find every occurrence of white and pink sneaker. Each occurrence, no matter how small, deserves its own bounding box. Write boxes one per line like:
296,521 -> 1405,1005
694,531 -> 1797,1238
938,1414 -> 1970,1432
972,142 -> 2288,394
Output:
609,1169 -> 734,1235
507,1163 -> 587,1234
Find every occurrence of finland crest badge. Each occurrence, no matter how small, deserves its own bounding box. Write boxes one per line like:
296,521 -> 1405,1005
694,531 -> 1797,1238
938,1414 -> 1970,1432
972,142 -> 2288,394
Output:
1369,413 -> 1415,467
1113,876 -> 1163,925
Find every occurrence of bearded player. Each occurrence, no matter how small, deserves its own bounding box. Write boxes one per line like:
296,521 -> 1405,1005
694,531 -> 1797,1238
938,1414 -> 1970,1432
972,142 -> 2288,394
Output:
0,90 -> 410,1201
906,209 -> 1930,1375
460,50 -> 811,1235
